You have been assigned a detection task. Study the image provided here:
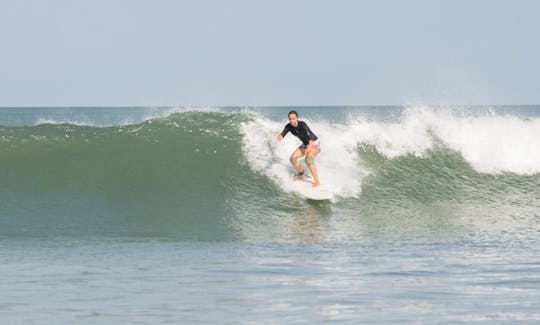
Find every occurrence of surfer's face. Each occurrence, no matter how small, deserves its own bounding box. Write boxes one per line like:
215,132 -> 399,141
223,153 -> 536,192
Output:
288,113 -> 298,127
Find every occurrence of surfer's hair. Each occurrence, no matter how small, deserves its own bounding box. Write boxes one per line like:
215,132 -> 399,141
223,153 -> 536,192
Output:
288,110 -> 299,117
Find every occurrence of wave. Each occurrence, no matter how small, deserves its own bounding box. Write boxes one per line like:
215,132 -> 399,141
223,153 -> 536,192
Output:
241,107 -> 540,200
1,108 -> 540,238
3,108 -> 540,193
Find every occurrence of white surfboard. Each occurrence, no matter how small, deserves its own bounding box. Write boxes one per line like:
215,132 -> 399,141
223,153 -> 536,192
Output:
291,176 -> 333,200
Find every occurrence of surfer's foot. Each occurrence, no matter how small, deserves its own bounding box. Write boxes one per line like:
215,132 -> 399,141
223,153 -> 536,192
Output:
312,181 -> 320,188
294,171 -> 305,180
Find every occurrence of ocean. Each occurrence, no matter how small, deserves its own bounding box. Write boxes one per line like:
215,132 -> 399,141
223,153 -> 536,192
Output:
1,106 -> 539,323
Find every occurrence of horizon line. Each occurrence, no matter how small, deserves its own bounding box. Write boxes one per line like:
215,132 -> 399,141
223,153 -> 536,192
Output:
1,104 -> 539,109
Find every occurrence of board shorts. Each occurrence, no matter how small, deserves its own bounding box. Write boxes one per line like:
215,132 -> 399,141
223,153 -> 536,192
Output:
299,140 -> 321,152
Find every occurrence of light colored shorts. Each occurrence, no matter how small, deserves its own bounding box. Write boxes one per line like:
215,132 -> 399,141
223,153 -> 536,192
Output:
300,140 -> 321,152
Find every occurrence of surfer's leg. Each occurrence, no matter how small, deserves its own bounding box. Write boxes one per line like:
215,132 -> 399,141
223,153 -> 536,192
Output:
306,149 -> 320,187
290,148 -> 305,177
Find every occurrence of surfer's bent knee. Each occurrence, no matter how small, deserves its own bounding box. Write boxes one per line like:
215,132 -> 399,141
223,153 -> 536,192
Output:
306,155 -> 315,165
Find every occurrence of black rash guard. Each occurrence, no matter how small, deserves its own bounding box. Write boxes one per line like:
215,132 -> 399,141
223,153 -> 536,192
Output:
280,120 -> 318,146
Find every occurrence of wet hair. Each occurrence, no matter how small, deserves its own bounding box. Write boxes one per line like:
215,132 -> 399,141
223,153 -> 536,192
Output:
288,110 -> 299,118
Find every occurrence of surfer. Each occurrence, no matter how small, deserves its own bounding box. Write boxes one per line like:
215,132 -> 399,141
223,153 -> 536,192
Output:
277,110 -> 321,187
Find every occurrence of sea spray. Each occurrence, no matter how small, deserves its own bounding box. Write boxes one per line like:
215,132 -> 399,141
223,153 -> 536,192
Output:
240,114 -> 367,199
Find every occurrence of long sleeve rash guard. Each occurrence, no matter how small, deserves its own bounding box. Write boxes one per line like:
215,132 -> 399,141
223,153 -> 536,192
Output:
280,121 -> 318,146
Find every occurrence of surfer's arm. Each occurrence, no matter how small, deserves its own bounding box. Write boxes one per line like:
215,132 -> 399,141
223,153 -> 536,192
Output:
278,125 -> 290,141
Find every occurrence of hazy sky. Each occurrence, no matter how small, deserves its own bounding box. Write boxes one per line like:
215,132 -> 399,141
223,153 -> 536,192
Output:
1,0 -> 538,106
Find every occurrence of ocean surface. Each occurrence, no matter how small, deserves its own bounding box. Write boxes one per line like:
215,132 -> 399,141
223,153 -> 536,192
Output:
1,106 -> 539,323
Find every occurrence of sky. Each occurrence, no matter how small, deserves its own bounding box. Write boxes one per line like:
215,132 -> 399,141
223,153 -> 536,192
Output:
0,0 -> 539,106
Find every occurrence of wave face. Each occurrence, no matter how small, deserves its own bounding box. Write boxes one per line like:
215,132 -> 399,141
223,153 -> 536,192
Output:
1,107 -> 540,240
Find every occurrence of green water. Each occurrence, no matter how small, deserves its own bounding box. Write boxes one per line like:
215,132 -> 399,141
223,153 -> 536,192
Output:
1,106 -> 540,322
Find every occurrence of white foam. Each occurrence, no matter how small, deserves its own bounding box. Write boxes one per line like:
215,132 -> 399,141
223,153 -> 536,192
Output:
350,107 -> 540,174
240,114 -> 368,200
240,108 -> 540,198
426,109 -> 540,174
34,118 -> 94,126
